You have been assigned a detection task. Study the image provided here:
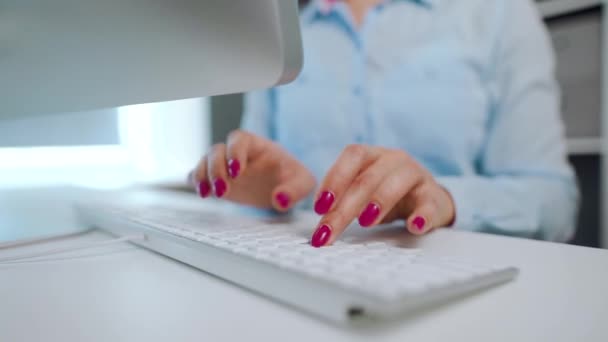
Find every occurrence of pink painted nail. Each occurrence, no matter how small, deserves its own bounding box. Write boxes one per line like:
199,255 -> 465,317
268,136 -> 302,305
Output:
198,181 -> 211,198
213,178 -> 227,198
275,192 -> 290,209
227,159 -> 240,179
311,224 -> 332,248
358,202 -> 380,227
314,191 -> 335,215
413,216 -> 426,231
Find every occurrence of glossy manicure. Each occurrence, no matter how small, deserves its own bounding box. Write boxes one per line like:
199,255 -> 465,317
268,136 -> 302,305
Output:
198,181 -> 211,198
227,159 -> 241,179
311,224 -> 332,248
358,202 -> 380,227
213,178 -> 227,198
413,216 -> 426,231
314,191 -> 335,215
275,192 -> 290,209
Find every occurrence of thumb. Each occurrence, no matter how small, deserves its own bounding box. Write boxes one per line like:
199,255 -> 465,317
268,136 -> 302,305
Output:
270,159 -> 316,212
405,185 -> 454,235
406,203 -> 437,235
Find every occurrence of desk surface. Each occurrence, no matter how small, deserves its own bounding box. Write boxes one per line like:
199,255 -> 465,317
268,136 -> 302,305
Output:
1,187 -> 608,342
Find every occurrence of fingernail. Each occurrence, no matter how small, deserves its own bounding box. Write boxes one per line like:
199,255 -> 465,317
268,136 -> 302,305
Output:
213,178 -> 227,198
412,216 -> 426,231
311,224 -> 332,248
314,191 -> 335,215
358,202 -> 381,227
198,181 -> 211,198
227,159 -> 240,179
275,192 -> 290,209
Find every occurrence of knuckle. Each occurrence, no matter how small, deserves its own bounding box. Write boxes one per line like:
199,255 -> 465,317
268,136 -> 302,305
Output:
413,183 -> 431,199
209,143 -> 226,155
277,165 -> 297,182
415,185 -> 440,210
351,173 -> 375,190
391,150 -> 412,163
384,147 -> 407,160
418,169 -> 433,182
194,166 -> 206,180
326,168 -> 348,186
207,153 -> 226,175
211,160 -> 224,173
344,144 -> 368,160
407,166 -> 426,183
414,173 -> 428,184
390,149 -> 413,164
327,209 -> 349,228
227,129 -> 245,145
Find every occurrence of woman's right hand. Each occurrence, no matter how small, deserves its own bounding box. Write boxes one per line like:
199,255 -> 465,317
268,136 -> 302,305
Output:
190,130 -> 316,211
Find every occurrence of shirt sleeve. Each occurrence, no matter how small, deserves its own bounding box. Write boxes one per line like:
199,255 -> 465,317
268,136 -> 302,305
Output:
437,0 -> 579,242
240,89 -> 276,140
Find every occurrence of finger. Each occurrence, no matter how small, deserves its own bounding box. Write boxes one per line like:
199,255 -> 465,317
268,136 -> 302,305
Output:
407,204 -> 436,235
313,144 -> 380,215
406,185 -> 442,235
207,143 -> 229,198
192,156 -> 212,198
271,159 -> 316,212
357,162 -> 424,228
225,130 -> 267,180
311,155 -> 401,247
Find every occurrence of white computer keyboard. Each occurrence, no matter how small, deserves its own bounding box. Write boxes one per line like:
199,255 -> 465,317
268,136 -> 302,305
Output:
76,202 -> 518,323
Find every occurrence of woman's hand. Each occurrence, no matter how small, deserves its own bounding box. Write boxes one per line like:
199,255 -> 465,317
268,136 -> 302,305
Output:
310,144 -> 455,247
190,130 -> 316,211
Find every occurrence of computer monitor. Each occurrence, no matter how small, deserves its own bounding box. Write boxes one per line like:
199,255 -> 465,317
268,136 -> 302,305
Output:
0,0 -> 303,119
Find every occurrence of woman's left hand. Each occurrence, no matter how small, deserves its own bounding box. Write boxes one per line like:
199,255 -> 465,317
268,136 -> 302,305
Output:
310,144 -> 456,247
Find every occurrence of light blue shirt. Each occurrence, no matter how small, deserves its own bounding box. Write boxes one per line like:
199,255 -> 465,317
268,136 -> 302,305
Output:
242,0 -> 579,242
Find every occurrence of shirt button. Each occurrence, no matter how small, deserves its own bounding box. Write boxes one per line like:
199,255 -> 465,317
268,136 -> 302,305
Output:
352,86 -> 363,96
355,134 -> 364,143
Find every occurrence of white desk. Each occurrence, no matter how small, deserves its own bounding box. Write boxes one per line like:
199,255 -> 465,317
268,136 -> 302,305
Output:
1,187 -> 607,342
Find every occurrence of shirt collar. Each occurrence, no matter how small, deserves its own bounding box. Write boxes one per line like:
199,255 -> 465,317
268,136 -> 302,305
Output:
312,0 -> 436,15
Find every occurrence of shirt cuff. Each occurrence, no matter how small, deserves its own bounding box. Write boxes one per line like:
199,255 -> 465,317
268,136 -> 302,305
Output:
435,176 -> 478,231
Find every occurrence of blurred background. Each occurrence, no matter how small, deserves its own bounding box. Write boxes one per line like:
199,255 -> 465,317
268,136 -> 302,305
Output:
0,0 -> 605,248
209,1 -> 604,248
